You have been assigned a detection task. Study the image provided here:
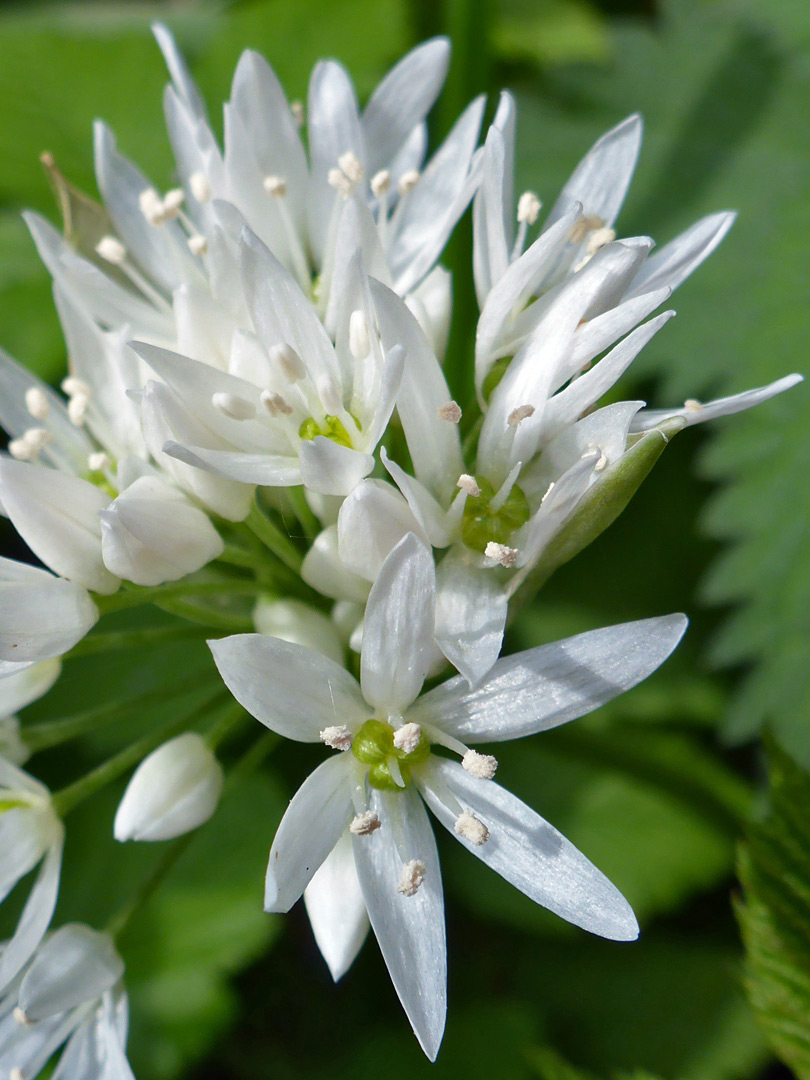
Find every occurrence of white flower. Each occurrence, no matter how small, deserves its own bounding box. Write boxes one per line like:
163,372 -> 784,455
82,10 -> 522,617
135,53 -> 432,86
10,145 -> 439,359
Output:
0,923 -> 132,1080
114,732 -> 223,842
209,534 -> 687,1058
0,759 -> 63,992
0,557 -> 98,664
0,660 -> 61,766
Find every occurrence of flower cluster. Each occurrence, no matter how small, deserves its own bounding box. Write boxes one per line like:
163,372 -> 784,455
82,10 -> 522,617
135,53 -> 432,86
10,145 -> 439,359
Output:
0,25 -> 800,1069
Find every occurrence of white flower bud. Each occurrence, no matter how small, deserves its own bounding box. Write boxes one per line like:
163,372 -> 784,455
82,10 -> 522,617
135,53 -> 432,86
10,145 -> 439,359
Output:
253,597 -> 344,665
114,732 -> 223,842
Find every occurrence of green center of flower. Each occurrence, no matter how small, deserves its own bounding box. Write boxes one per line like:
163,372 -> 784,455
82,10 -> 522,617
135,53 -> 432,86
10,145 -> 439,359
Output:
298,415 -> 355,448
351,719 -> 431,791
461,476 -> 530,553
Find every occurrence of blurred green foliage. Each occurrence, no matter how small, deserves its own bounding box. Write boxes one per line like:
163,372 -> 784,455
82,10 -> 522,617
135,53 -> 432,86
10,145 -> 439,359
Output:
0,0 -> 808,1076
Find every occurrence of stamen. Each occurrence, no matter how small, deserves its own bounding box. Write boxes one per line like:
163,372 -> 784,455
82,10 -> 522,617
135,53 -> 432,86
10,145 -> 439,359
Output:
397,169 -> 420,196
24,387 -> 50,421
585,226 -> 616,255
270,343 -> 306,383
517,191 -> 541,225
684,398 -> 704,413
263,175 -> 287,198
437,401 -> 462,423
88,451 -> 111,472
139,187 -> 166,226
291,100 -> 305,127
393,723 -> 422,755
371,169 -> 391,197
594,452 -> 608,472
22,428 -> 52,454
61,376 -> 91,398
13,1007 -> 32,1027
569,213 -> 605,244
189,171 -> 212,203
95,235 -> 127,265
316,375 -> 342,417
68,393 -> 90,427
10,1068 -> 24,1080
462,750 -> 498,780
261,391 -> 294,417
188,234 -> 208,256
338,152 -> 364,185
8,437 -> 34,460
320,725 -> 353,751
457,474 -> 481,498
328,167 -> 355,199
349,310 -> 370,361
507,404 -> 535,427
454,810 -> 489,845
397,859 -> 426,896
350,810 -> 381,835
484,541 -> 519,568
212,392 -> 256,421
161,188 -> 185,220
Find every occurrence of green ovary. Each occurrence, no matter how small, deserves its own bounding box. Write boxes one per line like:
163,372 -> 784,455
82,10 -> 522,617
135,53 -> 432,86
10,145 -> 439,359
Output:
298,415 -> 355,449
351,719 -> 431,792
461,476 -> 530,552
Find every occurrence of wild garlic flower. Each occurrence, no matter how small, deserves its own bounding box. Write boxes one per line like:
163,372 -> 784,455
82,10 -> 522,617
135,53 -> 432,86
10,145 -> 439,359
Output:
0,760 -> 64,992
0,923 -> 131,1080
210,534 -> 687,1058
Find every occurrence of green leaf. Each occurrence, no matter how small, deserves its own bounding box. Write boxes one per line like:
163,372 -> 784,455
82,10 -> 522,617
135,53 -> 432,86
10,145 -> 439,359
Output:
491,0 -> 610,67
737,744 -> 810,1078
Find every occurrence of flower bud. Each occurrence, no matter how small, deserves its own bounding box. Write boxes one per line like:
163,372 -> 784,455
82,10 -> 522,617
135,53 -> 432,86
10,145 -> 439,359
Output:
253,597 -> 344,665
114,733 -> 223,842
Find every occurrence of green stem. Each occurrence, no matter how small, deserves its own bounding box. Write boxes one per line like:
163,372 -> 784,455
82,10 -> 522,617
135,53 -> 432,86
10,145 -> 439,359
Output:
94,577 -> 267,616
205,702 -> 248,750
52,690 -> 228,817
64,623 -> 207,659
154,596 -> 254,633
245,499 -> 303,573
285,486 -> 320,542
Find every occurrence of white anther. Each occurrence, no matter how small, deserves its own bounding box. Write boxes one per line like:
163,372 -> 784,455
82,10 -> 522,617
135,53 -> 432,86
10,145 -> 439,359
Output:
393,723 -> 422,755
10,1067 -> 24,1080
212,392 -> 256,421
188,234 -> 208,256
67,393 -> 90,427
594,452 -> 608,472
462,749 -> 498,780
371,169 -> 391,197
8,437 -> 33,460
437,401 -> 462,423
328,167 -> 355,199
261,390 -> 294,417
162,188 -> 185,219
317,375 -> 342,416
397,859 -> 426,897
569,213 -> 605,244
457,474 -> 481,498
291,100 -> 305,127
88,451 -> 111,472
319,725 -> 353,751
95,235 -> 127,265
24,387 -> 50,421
507,404 -> 535,428
189,171 -> 212,203
139,187 -> 166,226
269,343 -> 306,384
350,810 -> 381,835
349,309 -> 371,361
263,175 -> 287,198
397,169 -> 420,195
454,809 -> 489,845
585,226 -> 616,256
517,191 -> 541,225
22,428 -> 52,453
61,376 -> 91,398
338,151 -> 364,185
13,1007 -> 32,1028
485,542 -> 518,568
684,398 -> 704,413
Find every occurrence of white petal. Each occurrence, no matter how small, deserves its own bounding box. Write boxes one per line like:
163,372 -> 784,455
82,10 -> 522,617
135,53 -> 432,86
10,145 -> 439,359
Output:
0,558 -> 98,662
361,534 -> 435,713
0,828 -> 64,991
19,924 -> 123,1020
410,614 -> 687,742
434,549 -> 508,686
209,633 -> 367,741
565,286 -> 672,383
253,597 -> 344,666
417,758 -> 638,940
153,22 -> 207,119
630,374 -> 804,431
407,265 -> 452,360
301,526 -> 369,603
627,211 -> 736,298
0,658 -> 60,716
0,809 -> 46,904
265,754 -> 355,912
337,480 -> 426,582
472,125 -> 510,305
381,449 -> 451,548
164,441 -> 300,488
304,831 -> 369,981
352,787 -> 446,1060
298,437 -> 374,497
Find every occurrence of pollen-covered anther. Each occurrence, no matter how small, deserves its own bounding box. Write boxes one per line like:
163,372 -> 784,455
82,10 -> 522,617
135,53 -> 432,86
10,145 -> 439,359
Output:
462,749 -> 498,780
517,191 -> 541,225
349,309 -> 371,360
188,234 -> 208,257
328,168 -> 355,199
338,151 -> 364,185
22,428 -> 52,453
457,474 -> 481,498
397,859 -> 426,897
350,810 -> 381,836
139,187 -> 166,226
189,171 -> 212,203
437,401 -> 462,423
62,376 -> 91,398
212,392 -> 256,421
507,404 -> 535,427
684,398 -> 704,413
371,169 -> 391,197
270,343 -> 306,383
67,393 -> 90,427
586,226 -> 616,255
594,452 -> 608,472
95,235 -> 127,265
263,175 -> 287,198
10,1068 -> 24,1080
319,724 -> 353,751
24,387 -> 50,421
317,375 -> 342,416
485,541 -> 519,569
88,451 -> 111,472
8,437 -> 33,460
393,723 -> 422,755
291,100 -> 305,127
569,213 -> 605,244
261,390 -> 293,417
13,1007 -> 33,1028
454,810 -> 489,845
398,169 -> 420,196
161,188 -> 185,219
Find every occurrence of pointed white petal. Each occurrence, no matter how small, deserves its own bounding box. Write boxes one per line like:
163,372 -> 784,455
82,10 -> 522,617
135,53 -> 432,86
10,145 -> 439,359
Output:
434,549 -> 508,686
209,633 -> 367,741
0,658 -> 60,716
298,437 -> 374,497
301,525 -> 370,603
153,22 -> 207,118
0,558 -> 98,662
0,828 -> 64,991
337,479 -> 426,582
627,211 -> 736,298
630,374 -> 804,431
381,449 -> 452,548
20,924 -> 123,1021
304,831 -> 369,981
